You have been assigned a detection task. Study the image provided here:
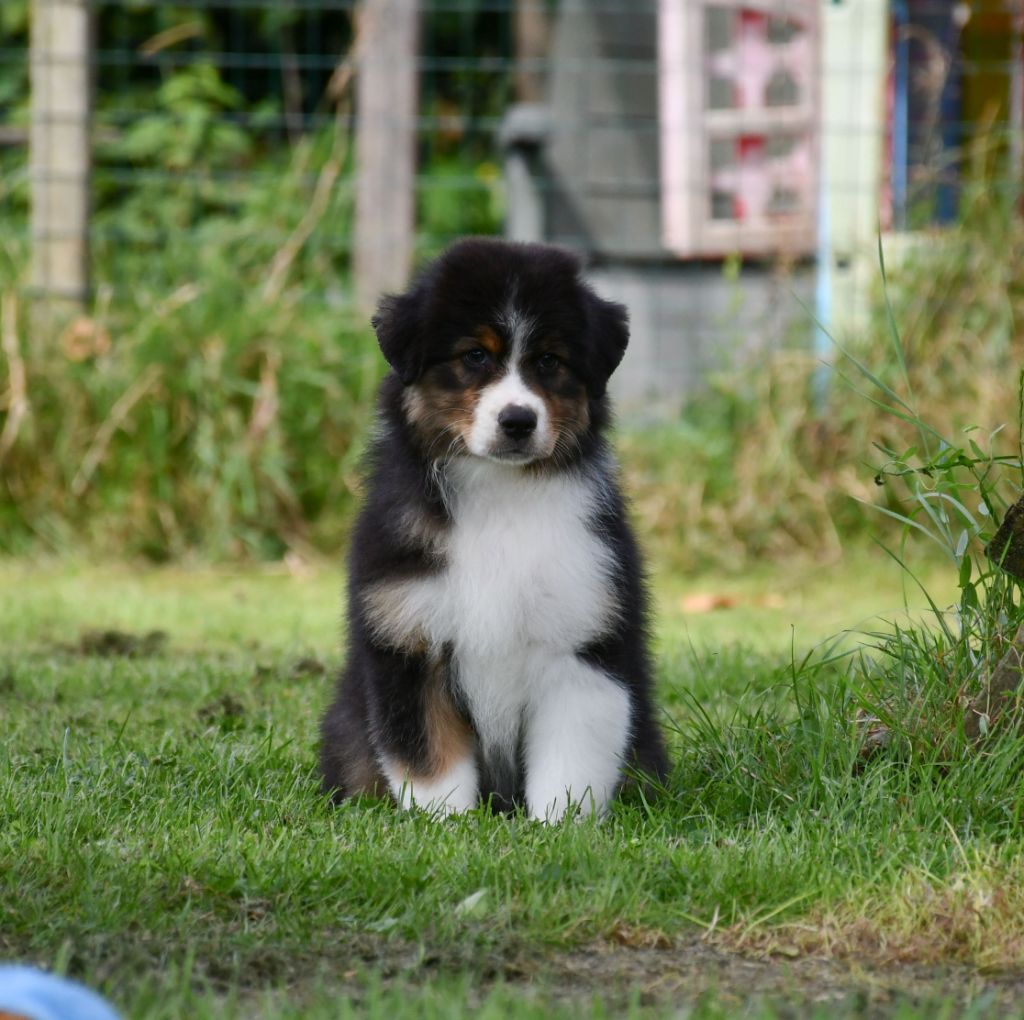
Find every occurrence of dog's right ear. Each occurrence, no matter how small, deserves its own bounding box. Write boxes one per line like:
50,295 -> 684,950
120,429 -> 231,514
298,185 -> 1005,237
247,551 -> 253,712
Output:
372,287 -> 426,386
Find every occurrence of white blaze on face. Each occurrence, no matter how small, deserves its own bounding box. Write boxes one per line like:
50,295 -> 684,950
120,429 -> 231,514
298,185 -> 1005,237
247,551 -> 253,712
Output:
466,361 -> 551,461
465,299 -> 553,463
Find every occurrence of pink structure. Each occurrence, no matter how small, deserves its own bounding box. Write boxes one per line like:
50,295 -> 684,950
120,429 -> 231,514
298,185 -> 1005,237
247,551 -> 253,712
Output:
658,0 -> 819,258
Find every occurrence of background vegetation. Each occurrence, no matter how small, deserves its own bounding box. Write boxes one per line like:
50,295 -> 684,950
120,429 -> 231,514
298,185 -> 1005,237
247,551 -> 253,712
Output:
2,3 -> 1023,569
5,6 -> 1024,1018
3,182 -> 1023,568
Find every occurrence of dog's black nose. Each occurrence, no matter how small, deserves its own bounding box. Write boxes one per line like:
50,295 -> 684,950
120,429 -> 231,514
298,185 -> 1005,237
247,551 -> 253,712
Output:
498,404 -> 537,440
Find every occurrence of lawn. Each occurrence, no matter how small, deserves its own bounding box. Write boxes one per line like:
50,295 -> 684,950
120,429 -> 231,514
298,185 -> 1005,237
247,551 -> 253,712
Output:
2,550 -> 1022,1019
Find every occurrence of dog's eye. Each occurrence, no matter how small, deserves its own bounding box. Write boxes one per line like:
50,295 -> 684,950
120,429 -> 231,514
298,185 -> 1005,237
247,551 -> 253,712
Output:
461,348 -> 489,369
536,352 -> 560,373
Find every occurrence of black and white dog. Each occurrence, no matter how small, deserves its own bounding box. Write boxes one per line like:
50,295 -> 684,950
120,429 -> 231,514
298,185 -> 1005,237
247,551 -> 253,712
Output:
320,238 -> 667,821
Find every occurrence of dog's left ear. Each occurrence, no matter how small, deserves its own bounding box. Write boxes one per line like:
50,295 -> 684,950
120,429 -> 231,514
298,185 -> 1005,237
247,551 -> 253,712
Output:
584,290 -> 629,398
372,286 -> 426,385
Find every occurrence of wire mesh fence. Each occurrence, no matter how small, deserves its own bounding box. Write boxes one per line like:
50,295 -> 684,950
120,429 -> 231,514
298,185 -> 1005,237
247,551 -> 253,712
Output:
1,0 -> 1023,400
3,1 -> 515,309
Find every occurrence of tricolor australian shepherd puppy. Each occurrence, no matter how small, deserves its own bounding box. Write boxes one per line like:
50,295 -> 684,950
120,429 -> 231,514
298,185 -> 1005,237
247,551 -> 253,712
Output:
319,238 -> 668,821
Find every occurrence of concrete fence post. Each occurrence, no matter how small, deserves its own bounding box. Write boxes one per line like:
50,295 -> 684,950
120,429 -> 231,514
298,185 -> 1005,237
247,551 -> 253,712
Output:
29,0 -> 93,307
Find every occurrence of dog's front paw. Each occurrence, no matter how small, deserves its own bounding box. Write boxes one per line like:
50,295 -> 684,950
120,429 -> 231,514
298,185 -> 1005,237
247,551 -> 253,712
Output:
527,786 -> 604,824
384,754 -> 479,817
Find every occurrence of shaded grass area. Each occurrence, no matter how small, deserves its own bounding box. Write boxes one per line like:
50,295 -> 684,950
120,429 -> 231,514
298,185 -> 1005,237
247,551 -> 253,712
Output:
0,549 -> 956,656
2,554 -> 1022,1019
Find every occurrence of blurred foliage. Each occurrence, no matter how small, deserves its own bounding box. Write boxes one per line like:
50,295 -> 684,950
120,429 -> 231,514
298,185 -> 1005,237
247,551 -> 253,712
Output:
3,3 -> 1023,566
625,182 -> 1024,572
0,0 -> 29,224
0,0 -> 507,560
0,0 -> 28,113
417,154 -> 504,257
2,180 -> 1022,566
109,63 -> 253,171
0,247 -> 382,560
0,111 -> 375,559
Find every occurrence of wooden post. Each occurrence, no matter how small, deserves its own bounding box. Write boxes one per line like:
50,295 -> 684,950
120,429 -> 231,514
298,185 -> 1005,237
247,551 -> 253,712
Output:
353,0 -> 419,316
1010,0 -> 1023,207
30,0 -> 93,306
515,0 -> 549,103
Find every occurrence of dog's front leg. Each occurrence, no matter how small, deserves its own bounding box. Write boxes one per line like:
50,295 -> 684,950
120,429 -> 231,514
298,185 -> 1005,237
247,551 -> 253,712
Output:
523,657 -> 632,822
369,645 -> 480,816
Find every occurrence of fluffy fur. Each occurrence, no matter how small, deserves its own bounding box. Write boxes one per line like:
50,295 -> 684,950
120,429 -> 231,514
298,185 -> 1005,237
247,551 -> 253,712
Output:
319,238 -> 668,821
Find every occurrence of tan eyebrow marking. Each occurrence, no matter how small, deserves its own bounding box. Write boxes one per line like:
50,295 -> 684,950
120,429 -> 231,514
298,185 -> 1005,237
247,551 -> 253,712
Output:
474,326 -> 503,356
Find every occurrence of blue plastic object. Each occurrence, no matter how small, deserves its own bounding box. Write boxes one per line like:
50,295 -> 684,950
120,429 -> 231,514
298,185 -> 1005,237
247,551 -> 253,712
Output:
0,965 -> 121,1020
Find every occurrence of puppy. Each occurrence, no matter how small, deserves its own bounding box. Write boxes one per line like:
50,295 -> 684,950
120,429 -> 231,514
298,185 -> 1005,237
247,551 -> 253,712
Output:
319,238 -> 668,821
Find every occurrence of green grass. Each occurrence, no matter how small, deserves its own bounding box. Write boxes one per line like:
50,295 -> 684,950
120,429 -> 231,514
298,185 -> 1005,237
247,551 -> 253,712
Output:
2,551 -> 1022,1019
0,548 -> 956,654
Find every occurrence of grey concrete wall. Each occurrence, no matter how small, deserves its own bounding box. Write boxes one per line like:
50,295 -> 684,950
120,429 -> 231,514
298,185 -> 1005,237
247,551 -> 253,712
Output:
545,1 -> 662,259
589,263 -> 816,416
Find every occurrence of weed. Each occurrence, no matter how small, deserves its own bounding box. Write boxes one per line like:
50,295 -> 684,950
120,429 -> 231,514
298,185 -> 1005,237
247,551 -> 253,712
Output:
625,185 -> 1024,571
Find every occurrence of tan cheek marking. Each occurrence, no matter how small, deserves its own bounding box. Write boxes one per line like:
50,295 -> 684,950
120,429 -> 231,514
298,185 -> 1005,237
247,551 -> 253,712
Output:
422,390 -> 479,457
544,389 -> 590,443
402,385 -> 429,426
456,388 -> 484,447
404,376 -> 482,459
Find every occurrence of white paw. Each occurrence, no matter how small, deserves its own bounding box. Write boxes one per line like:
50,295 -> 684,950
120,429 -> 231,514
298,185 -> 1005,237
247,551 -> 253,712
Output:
384,754 -> 479,816
528,786 -> 603,823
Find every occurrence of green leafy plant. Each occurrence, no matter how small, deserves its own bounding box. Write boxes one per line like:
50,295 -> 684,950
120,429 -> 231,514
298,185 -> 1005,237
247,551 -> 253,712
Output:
833,230 -> 1024,763
110,63 -> 252,172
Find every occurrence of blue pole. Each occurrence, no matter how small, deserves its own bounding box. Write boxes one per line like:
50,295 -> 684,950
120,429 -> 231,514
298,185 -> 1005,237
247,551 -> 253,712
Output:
892,0 -> 910,229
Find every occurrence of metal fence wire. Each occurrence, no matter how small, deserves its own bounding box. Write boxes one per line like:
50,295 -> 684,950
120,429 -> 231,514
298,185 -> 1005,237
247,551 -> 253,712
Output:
2,0 -> 1023,404
13,1 -> 520,296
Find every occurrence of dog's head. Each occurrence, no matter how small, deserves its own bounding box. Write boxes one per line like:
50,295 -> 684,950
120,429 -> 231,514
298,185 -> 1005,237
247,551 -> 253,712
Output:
373,238 -> 628,467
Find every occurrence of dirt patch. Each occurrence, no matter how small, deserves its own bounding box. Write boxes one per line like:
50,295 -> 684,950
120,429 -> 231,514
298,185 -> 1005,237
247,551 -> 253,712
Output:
0,666 -> 16,694
274,934 -> 1024,1016
721,866 -> 1024,974
543,936 -> 1024,1016
290,656 -> 327,678
197,694 -> 247,731
249,656 -> 328,686
71,629 -> 168,658
185,930 -> 1024,1015
22,926 -> 1024,1017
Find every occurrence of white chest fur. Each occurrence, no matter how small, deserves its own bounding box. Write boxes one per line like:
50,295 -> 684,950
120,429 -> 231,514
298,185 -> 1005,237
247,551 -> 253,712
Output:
445,461 -> 620,757
443,459 -> 617,656
366,459 -> 620,758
